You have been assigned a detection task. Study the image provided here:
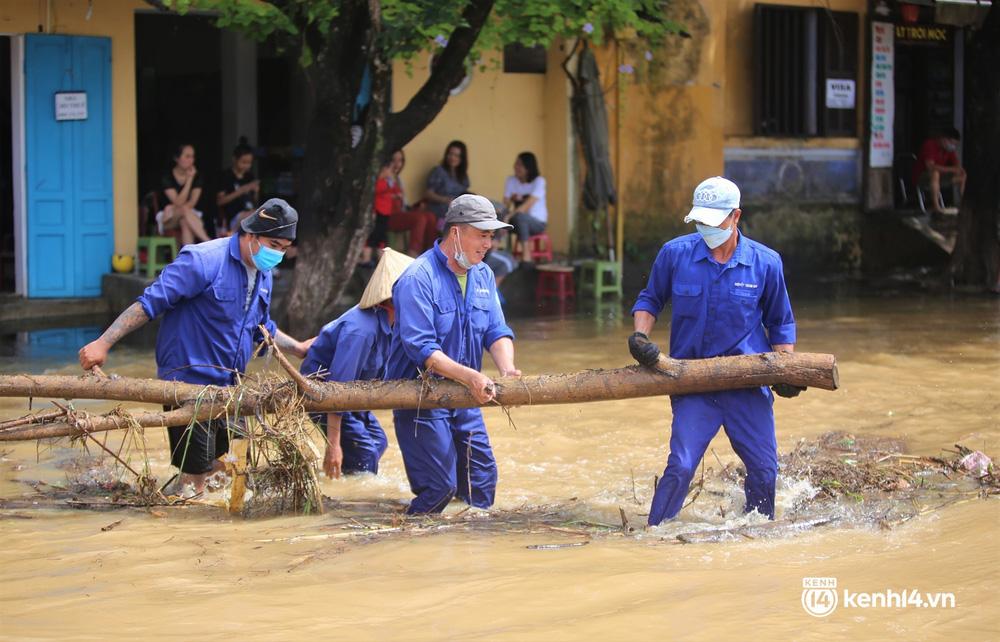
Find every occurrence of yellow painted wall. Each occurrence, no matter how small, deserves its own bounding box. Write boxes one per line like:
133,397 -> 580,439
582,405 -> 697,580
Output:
393,49 -> 572,251
1,0 -> 143,256
598,0 -> 724,247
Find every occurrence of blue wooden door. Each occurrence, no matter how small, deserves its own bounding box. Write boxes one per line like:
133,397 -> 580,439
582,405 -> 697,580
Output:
25,35 -> 113,298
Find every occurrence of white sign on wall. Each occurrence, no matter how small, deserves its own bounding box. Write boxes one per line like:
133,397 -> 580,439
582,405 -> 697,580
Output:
869,23 -> 894,168
825,79 -> 856,109
54,92 -> 88,121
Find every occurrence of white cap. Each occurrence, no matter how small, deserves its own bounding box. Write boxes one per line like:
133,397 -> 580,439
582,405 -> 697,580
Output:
683,176 -> 741,227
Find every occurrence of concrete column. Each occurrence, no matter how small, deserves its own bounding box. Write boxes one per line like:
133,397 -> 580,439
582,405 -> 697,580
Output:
220,30 -> 257,153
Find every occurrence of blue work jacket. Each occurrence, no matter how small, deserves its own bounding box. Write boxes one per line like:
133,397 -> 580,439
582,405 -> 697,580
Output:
385,241 -> 514,381
632,232 -> 796,359
300,305 -> 391,413
137,235 -> 277,386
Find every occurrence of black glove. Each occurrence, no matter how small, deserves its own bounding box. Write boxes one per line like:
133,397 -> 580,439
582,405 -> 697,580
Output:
628,332 -> 661,367
772,383 -> 806,398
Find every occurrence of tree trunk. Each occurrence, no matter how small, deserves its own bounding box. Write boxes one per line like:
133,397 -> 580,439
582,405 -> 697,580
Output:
283,3 -> 389,336
0,352 -> 837,442
283,0 -> 497,334
951,6 -> 1000,290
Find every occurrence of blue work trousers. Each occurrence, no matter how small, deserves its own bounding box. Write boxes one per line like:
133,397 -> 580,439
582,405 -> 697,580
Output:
314,411 -> 388,475
393,408 -> 498,514
648,388 -> 778,525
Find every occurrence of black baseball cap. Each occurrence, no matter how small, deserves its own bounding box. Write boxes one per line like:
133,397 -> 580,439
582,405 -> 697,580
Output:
241,198 -> 298,240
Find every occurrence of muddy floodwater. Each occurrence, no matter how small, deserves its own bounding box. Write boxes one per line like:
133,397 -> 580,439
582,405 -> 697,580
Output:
1,292 -> 997,640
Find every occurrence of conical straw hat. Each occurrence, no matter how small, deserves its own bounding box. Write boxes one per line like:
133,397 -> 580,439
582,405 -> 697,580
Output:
359,248 -> 415,309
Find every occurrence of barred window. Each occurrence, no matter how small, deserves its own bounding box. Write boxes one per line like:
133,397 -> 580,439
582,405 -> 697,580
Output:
503,43 -> 547,74
753,4 -> 859,137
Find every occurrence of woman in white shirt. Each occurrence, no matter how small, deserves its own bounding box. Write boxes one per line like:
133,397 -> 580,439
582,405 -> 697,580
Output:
503,152 -> 547,262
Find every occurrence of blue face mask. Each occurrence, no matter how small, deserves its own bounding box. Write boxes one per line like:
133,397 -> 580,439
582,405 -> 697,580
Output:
695,222 -> 734,249
251,238 -> 285,271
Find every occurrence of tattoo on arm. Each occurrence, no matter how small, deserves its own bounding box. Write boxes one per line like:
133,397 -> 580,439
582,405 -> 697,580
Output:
100,303 -> 151,346
274,330 -> 300,355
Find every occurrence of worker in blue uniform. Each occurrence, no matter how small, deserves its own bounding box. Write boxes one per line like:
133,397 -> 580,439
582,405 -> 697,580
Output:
79,198 -> 312,494
628,177 -> 804,525
386,194 -> 521,514
300,248 -> 414,479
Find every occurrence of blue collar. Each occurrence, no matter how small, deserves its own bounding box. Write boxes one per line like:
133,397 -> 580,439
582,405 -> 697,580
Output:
433,239 -> 477,275
374,305 -> 391,335
229,233 -> 244,263
432,239 -> 451,270
692,237 -> 712,263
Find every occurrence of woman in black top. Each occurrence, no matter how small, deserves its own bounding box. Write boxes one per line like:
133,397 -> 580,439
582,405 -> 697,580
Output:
159,143 -> 210,246
216,139 -> 260,234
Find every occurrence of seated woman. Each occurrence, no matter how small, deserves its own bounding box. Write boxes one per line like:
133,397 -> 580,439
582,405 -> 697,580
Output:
424,140 -> 470,228
385,149 -> 438,255
300,249 -> 414,477
216,138 -> 260,235
157,143 -> 211,246
503,152 -> 547,262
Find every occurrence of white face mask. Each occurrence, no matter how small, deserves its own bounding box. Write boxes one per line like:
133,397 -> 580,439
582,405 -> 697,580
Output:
695,222 -> 734,249
453,228 -> 474,270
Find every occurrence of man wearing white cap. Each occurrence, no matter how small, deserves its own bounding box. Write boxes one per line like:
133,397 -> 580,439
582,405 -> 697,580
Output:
629,177 -> 802,525
386,194 -> 520,514
300,249 -> 414,478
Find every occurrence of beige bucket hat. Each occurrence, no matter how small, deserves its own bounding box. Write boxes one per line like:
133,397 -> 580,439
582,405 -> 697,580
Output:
358,248 -> 415,309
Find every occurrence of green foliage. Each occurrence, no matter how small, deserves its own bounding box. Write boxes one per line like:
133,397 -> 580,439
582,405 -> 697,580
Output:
162,0 -> 684,67
164,0 -> 300,39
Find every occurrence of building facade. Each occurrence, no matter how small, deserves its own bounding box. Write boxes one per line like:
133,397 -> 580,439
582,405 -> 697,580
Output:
1,0 -> 986,297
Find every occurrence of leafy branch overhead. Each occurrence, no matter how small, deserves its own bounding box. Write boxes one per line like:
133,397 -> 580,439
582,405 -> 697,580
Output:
157,0 -> 684,69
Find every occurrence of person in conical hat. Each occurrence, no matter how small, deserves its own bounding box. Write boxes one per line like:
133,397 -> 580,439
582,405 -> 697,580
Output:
300,248 -> 414,478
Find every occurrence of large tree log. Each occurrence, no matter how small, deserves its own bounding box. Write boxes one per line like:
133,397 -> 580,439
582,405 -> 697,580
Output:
0,352 -> 837,442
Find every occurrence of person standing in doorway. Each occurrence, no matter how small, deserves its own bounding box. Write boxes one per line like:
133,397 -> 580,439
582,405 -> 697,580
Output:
79,199 -> 312,495
628,177 -> 802,526
386,195 -> 520,514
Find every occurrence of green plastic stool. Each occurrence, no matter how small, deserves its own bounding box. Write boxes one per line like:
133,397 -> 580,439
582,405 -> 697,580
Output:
578,259 -> 622,299
137,236 -> 178,278
387,229 -> 410,253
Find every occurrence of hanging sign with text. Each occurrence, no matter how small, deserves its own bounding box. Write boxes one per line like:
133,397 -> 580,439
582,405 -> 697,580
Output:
869,23 -> 894,168
825,79 -> 856,109
54,92 -> 88,121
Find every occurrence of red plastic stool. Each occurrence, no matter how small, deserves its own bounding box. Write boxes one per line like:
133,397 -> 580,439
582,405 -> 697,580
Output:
535,265 -> 575,302
515,233 -> 554,263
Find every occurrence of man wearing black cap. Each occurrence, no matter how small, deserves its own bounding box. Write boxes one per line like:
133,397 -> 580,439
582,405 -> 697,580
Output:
386,194 -> 521,514
79,198 -> 312,494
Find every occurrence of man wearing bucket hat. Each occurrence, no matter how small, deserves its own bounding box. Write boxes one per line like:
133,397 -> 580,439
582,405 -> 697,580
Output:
79,198 -> 312,494
386,194 -> 521,514
300,248 -> 414,478
628,177 -> 801,525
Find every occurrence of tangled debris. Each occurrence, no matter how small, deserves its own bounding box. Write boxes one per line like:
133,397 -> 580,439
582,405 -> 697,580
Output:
2,428 -> 995,551
780,431 -> 997,500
